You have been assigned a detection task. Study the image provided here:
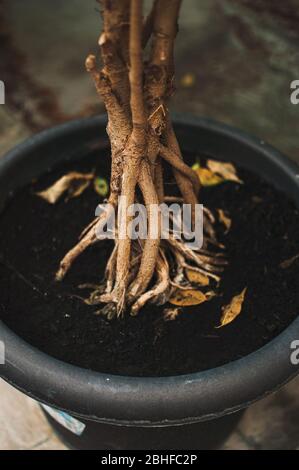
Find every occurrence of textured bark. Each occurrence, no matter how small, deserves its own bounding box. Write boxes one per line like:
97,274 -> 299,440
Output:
56,0 -> 224,316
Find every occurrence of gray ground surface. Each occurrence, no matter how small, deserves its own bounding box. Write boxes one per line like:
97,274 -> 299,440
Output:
0,0 -> 299,450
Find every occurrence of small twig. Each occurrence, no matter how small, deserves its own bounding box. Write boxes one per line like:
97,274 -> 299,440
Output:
170,280 -> 192,291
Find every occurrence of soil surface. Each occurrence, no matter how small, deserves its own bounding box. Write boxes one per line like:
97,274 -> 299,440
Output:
0,150 -> 298,376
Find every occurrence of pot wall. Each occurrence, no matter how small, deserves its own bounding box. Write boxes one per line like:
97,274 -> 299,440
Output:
0,116 -> 298,441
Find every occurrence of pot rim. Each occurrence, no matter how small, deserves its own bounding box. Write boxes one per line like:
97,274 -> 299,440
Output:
0,114 -> 299,427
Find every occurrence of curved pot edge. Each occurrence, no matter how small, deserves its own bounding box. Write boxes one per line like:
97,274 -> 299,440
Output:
0,114 -> 299,426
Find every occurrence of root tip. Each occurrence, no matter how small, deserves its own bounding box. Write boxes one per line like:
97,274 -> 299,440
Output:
55,267 -> 66,282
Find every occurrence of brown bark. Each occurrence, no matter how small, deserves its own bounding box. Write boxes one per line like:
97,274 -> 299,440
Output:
56,0 -> 224,317
112,0 -> 147,313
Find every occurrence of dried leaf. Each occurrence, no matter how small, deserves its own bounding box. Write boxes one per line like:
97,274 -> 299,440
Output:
280,253 -> 299,269
180,73 -> 196,88
217,209 -> 232,233
216,288 -> 247,328
186,269 -> 210,286
36,172 -> 94,204
163,307 -> 182,321
192,163 -> 224,187
94,177 -> 109,197
169,289 -> 215,307
69,180 -> 91,200
207,159 -> 243,184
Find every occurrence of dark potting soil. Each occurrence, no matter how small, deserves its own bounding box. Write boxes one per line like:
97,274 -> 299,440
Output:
0,149 -> 299,377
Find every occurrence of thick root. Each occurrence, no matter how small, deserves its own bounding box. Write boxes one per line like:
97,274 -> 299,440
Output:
56,0 -> 227,318
130,251 -> 170,315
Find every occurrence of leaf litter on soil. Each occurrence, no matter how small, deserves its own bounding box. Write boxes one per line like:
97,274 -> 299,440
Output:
216,288 -> 247,328
36,171 -> 95,204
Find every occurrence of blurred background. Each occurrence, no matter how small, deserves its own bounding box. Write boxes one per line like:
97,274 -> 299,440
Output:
1,0 -> 299,158
1,0 -> 299,450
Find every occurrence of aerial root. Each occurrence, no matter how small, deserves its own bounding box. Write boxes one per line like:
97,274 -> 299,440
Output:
159,143 -> 200,196
105,243 -> 118,294
55,0 -> 227,317
68,220 -> 225,318
56,182 -> 226,316
55,198 -> 116,281
130,250 -> 170,315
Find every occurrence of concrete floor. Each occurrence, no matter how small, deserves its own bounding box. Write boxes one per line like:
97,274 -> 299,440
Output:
1,0 -> 299,450
0,380 -> 66,450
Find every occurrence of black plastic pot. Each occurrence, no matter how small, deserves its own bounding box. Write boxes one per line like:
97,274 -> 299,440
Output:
0,115 -> 299,450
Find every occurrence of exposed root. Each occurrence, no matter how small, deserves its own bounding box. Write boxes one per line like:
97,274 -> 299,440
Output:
159,143 -> 200,196
166,239 -> 223,284
55,0 -> 227,317
56,195 -> 117,281
130,250 -> 170,315
166,235 -> 226,273
127,160 -> 161,303
105,242 -> 118,294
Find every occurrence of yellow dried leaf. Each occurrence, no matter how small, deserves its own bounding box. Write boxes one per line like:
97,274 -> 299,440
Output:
206,159 -> 243,184
69,180 -> 91,199
216,288 -> 247,328
180,73 -> 196,88
169,289 -> 215,307
217,209 -> 232,232
94,177 -> 109,197
36,172 -> 94,204
192,164 -> 224,187
186,269 -> 210,286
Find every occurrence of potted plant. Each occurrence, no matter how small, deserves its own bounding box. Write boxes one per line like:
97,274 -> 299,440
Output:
0,0 -> 299,450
